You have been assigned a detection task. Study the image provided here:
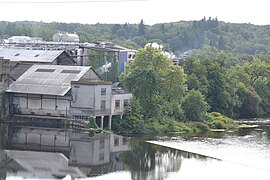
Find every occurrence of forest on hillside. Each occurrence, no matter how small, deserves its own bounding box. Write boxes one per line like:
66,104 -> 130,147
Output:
1,17 -> 270,56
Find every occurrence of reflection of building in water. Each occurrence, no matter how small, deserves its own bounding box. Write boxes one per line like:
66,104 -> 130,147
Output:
69,133 -> 111,166
69,133 -> 130,175
0,150 -> 86,179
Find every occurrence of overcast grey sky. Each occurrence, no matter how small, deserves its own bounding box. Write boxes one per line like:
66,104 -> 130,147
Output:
0,0 -> 269,25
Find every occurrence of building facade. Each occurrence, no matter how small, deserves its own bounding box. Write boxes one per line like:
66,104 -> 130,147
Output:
6,64 -> 132,129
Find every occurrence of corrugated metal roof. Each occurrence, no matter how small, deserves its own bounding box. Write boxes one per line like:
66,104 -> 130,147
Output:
10,63 -> 33,80
6,65 -> 91,96
0,48 -> 64,63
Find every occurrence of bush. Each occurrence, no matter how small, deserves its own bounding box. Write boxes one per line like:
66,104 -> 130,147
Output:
209,120 -> 226,129
207,112 -> 238,129
192,122 -> 210,131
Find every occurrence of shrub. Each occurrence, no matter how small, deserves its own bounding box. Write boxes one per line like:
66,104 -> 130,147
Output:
193,122 -> 211,132
207,112 -> 238,130
210,120 -> 226,129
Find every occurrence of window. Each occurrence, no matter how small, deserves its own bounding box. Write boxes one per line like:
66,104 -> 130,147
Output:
101,100 -> 106,110
114,137 -> 119,146
14,53 -> 20,56
34,54 -> 40,57
123,137 -> 128,145
101,88 -> 106,95
99,153 -> 104,161
115,100 -> 120,109
99,139 -> 105,149
124,99 -> 129,108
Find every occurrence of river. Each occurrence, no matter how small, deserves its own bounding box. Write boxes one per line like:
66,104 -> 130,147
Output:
1,121 -> 270,180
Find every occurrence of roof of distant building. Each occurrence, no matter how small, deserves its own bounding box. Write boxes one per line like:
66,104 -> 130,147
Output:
0,48 -> 72,63
6,65 -> 96,96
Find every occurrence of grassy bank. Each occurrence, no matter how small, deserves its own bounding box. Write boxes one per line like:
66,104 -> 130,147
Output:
112,112 -> 238,136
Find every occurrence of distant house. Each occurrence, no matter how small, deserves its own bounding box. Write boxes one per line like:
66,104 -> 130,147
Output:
6,64 -> 132,129
7,36 -> 42,43
0,48 -> 76,67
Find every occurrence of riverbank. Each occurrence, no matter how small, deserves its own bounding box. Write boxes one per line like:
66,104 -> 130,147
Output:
112,112 -> 238,136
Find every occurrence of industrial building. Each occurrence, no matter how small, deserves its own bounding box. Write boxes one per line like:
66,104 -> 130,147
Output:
0,48 -> 76,66
5,64 -> 132,130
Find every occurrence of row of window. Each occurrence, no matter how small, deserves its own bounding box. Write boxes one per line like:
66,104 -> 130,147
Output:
100,99 -> 129,110
99,137 -> 128,149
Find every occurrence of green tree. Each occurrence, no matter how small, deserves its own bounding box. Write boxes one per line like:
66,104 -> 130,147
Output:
121,46 -> 187,122
120,97 -> 145,134
138,19 -> 146,36
182,89 -> 209,121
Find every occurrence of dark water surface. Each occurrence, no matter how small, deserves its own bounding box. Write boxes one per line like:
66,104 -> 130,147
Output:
1,123 -> 270,179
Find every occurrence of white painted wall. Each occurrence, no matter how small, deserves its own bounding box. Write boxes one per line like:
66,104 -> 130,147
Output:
70,83 -> 112,117
111,93 -> 132,115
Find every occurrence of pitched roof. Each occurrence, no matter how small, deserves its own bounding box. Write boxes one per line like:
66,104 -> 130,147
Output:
10,63 -> 33,80
0,48 -> 68,63
6,65 -> 91,96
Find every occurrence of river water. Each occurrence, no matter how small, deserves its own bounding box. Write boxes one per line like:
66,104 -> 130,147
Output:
1,121 -> 270,180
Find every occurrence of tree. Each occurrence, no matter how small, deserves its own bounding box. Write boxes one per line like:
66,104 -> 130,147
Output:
182,89 -> 209,121
120,97 -> 145,134
138,19 -> 145,36
121,46 -> 187,122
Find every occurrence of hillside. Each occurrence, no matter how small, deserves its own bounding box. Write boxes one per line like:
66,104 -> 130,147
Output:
1,17 -> 270,55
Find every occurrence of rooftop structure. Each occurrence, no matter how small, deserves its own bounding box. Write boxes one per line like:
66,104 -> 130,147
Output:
0,48 -> 75,65
6,65 -> 100,96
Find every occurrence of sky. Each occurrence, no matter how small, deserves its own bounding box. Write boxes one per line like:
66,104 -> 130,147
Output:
0,0 -> 270,25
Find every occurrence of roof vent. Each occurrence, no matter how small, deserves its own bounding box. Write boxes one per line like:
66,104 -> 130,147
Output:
61,70 -> 81,74
35,69 -> 55,72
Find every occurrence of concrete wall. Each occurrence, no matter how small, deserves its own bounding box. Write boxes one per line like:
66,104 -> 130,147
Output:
111,93 -> 132,115
70,83 -> 112,117
0,58 -> 10,118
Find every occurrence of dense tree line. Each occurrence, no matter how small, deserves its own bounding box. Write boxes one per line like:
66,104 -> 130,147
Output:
111,45 -> 270,134
111,46 -> 238,134
1,18 -> 270,55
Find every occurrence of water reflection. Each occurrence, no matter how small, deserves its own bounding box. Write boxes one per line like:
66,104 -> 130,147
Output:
151,124 -> 270,174
118,140 -> 211,180
69,133 -> 130,177
0,131 -> 218,180
2,124 -> 270,179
